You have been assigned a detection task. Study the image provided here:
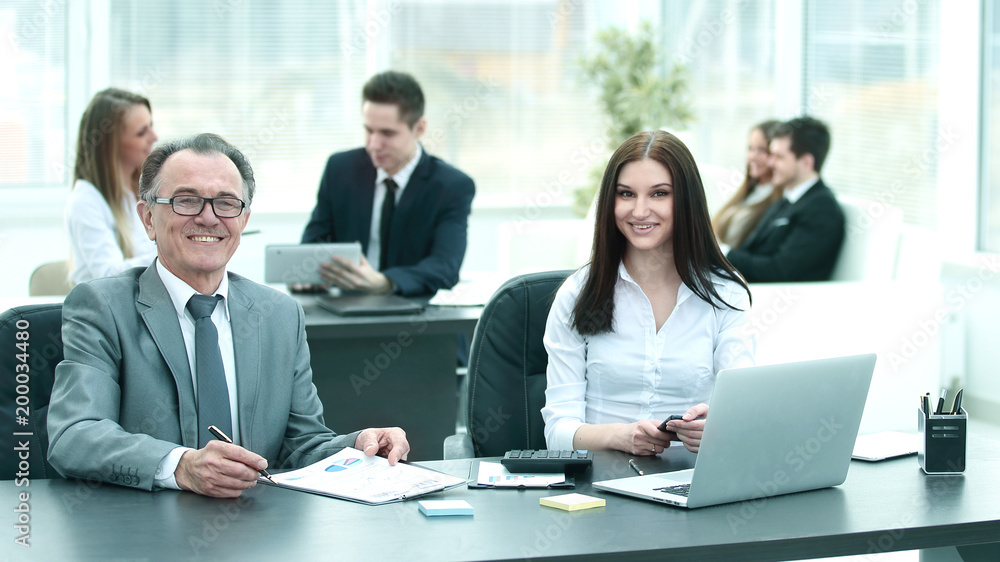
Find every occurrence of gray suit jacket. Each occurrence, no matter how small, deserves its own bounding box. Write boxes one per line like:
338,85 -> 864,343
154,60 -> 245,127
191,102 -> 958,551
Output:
47,264 -> 358,490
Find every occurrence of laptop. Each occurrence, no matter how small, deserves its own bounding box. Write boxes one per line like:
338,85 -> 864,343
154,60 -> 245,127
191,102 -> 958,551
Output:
592,353 -> 877,508
316,294 -> 425,317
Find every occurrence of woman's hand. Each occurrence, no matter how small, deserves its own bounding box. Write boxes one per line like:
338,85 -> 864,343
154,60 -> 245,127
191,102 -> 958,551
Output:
663,403 -> 709,452
615,419 -> 674,456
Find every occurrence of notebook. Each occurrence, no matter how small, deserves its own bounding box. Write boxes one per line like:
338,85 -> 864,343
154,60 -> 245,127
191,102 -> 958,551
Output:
593,353 -> 877,508
316,294 -> 425,316
852,430 -> 919,461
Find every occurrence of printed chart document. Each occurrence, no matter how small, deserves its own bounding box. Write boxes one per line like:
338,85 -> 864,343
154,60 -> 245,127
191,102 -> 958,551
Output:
265,448 -> 466,504
475,461 -> 567,487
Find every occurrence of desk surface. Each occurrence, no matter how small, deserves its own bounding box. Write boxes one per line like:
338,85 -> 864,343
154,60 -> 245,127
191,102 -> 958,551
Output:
7,424 -> 1000,561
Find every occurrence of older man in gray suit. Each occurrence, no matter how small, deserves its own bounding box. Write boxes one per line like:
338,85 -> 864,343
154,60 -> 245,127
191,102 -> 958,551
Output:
48,133 -> 409,498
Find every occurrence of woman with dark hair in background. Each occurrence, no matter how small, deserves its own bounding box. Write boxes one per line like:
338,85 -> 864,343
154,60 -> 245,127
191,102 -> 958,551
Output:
712,119 -> 781,249
542,130 -> 755,456
65,88 -> 159,283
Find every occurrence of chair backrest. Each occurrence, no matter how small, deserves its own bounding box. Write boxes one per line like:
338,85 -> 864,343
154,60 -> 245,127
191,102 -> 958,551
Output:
830,196 -> 903,281
0,304 -> 63,479
29,260 -> 75,296
466,270 -> 572,457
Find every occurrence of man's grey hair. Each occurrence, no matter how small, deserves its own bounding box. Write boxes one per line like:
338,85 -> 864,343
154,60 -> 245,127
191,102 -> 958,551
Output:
138,133 -> 256,206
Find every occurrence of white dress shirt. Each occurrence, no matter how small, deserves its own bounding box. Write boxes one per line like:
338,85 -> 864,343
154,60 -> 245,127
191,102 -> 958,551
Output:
541,263 -> 756,450
782,176 -> 819,204
65,179 -> 158,283
153,260 -> 240,489
368,145 -> 422,268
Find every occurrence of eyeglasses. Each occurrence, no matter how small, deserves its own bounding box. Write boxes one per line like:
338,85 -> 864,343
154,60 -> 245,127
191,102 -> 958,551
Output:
155,195 -> 246,218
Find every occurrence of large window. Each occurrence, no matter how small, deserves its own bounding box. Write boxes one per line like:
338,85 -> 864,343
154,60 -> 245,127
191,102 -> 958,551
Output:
803,0 -> 940,229
386,1 -> 612,207
104,0 -> 617,210
659,0 -> 778,207
0,0 -> 975,238
107,1 -> 367,212
983,1 -> 1000,251
0,1 -> 67,189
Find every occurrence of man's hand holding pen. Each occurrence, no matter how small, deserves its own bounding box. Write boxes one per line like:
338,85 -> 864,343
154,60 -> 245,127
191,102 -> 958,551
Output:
175,440 -> 270,499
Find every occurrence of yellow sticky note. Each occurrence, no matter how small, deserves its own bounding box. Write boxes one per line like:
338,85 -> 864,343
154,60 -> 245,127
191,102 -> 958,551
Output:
539,493 -> 606,512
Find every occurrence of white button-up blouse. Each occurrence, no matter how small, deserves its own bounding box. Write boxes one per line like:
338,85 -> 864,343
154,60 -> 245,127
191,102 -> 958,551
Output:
542,263 -> 756,450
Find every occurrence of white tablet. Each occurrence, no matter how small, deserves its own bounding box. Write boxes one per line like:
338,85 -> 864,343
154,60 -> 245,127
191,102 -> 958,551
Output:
264,243 -> 362,285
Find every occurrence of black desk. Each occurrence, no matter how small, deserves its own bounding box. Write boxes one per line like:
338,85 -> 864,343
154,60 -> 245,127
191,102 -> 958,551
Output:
7,425 -> 1000,561
301,298 -> 481,461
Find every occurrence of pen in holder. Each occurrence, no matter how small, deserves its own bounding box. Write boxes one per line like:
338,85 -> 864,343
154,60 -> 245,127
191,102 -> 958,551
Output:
917,406 -> 967,475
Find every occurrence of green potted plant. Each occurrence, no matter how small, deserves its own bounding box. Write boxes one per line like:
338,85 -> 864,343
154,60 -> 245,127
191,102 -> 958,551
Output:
574,20 -> 694,216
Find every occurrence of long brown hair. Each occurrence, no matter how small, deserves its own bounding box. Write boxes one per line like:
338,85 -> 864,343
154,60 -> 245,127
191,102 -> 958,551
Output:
73,88 -> 152,259
572,130 -> 749,335
712,119 -> 781,248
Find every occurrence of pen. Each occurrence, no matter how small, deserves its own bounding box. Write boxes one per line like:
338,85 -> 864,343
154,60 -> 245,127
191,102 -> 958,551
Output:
950,388 -> 964,415
922,393 -> 930,418
934,389 -> 947,415
207,425 -> 276,484
628,458 -> 644,476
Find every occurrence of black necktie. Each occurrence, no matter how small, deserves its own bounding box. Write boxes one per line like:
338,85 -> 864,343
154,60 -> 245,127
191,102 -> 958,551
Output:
379,178 -> 399,271
186,294 -> 232,448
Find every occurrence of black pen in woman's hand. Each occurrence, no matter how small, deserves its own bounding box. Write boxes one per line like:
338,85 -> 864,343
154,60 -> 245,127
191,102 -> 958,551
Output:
207,425 -> 276,484
628,458 -> 644,476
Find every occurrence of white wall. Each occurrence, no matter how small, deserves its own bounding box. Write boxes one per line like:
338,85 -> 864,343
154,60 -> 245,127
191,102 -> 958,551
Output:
939,259 -> 1000,424
748,282 -> 952,435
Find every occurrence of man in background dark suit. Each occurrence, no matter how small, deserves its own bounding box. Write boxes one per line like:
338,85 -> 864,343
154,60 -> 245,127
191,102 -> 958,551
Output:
300,71 -> 475,296
725,116 -> 844,282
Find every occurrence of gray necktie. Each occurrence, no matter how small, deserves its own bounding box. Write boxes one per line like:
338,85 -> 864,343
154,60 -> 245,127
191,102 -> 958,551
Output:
380,178 -> 399,271
186,294 -> 232,448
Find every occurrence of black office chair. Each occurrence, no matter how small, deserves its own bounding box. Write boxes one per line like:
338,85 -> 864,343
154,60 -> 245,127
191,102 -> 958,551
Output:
0,304 -> 63,479
444,270 -> 573,459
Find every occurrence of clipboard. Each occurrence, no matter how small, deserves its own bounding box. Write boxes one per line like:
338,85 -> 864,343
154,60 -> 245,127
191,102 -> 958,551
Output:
467,460 -> 576,489
263,448 -> 467,505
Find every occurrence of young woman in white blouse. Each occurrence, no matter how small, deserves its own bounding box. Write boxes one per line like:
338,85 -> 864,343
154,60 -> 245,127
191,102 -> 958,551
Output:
65,88 -> 159,284
542,130 -> 755,456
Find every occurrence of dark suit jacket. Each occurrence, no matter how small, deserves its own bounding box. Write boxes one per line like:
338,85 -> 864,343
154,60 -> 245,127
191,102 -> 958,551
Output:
301,147 -> 475,296
47,265 -> 358,491
726,179 -> 845,282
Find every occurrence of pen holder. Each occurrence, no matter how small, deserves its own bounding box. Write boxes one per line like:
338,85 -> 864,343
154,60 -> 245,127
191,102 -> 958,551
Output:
917,407 -> 967,475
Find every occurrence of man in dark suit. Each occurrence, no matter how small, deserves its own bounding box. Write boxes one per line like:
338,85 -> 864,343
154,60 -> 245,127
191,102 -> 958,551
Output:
300,71 -> 475,296
47,133 -> 409,498
726,116 -> 845,282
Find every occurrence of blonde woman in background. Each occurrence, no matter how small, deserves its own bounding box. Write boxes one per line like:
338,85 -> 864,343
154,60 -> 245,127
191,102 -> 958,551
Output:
66,88 -> 159,283
712,120 -> 781,249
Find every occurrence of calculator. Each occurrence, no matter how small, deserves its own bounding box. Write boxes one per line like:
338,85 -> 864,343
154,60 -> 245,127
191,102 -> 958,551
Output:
500,450 -> 594,473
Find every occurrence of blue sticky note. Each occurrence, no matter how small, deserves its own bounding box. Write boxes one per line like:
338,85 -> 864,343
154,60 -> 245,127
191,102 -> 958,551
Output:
417,500 -> 474,517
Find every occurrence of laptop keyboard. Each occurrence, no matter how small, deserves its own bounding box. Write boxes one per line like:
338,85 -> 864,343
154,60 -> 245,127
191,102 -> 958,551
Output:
654,483 -> 691,497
